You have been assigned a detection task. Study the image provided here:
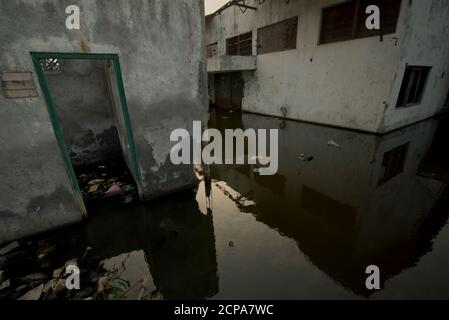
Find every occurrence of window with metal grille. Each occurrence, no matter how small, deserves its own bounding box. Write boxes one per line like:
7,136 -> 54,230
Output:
226,32 -> 253,56
396,66 -> 431,108
207,43 -> 218,58
40,58 -> 62,73
378,143 -> 409,186
319,0 -> 402,44
257,17 -> 298,55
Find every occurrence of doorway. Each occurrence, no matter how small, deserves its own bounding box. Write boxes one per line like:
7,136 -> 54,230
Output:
214,72 -> 244,110
31,53 -> 143,216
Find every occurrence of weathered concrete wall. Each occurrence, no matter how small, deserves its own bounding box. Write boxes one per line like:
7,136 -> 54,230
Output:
381,0 -> 449,132
45,59 -> 122,167
206,0 -> 449,133
207,55 -> 256,73
0,0 -> 207,242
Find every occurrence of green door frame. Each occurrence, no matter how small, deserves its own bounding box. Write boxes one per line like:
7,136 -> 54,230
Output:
31,52 -> 143,215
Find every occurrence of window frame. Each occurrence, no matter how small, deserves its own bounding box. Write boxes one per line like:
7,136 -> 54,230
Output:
206,42 -> 218,59
318,0 -> 402,45
226,32 -> 253,56
396,65 -> 432,109
378,143 -> 409,186
257,16 -> 299,55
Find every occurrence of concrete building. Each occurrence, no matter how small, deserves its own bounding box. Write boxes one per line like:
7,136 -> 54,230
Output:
206,0 -> 449,133
0,0 -> 208,243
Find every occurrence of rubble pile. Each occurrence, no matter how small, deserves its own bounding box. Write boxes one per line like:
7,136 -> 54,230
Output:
76,160 -> 137,203
0,240 -> 152,300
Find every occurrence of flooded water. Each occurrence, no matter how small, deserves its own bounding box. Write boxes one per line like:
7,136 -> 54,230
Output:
10,110 -> 449,300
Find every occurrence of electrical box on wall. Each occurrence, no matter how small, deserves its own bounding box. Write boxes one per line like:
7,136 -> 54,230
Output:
1,72 -> 38,98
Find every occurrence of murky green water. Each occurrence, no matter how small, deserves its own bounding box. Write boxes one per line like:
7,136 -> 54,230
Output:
24,110 -> 449,299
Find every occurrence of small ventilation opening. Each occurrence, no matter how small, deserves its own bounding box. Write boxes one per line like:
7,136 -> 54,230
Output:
40,58 -> 62,73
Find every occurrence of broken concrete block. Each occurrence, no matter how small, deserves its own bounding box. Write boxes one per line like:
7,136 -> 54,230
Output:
52,267 -> 64,279
19,284 -> 44,300
22,273 -> 48,283
0,279 -> 11,292
42,278 -> 66,300
0,241 -> 20,256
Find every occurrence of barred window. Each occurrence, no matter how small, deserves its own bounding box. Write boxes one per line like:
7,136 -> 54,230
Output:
257,17 -> 298,54
320,0 -> 402,44
226,32 -> 253,56
378,143 -> 409,186
396,66 -> 431,108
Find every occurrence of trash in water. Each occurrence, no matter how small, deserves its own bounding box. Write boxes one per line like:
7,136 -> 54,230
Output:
76,160 -> 138,202
280,106 -> 288,118
105,184 -> 123,198
327,140 -> 340,147
88,179 -> 105,186
299,153 -> 314,162
88,184 -> 100,193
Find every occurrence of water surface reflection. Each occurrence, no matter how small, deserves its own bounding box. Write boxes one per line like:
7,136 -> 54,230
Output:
208,110 -> 449,298
42,110 -> 449,299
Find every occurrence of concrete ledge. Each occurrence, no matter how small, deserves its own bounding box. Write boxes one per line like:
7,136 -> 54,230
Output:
207,55 -> 256,74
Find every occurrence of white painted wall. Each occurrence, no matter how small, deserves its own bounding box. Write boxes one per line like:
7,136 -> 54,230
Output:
206,0 -> 449,133
382,0 -> 449,132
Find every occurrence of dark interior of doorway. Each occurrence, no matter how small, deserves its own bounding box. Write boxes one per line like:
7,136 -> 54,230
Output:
214,72 -> 244,111
39,58 -> 138,206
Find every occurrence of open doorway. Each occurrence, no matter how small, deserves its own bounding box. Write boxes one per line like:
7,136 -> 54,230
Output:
213,72 -> 244,110
31,53 -> 143,217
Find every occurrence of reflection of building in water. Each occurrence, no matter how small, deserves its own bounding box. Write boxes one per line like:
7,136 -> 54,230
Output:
144,195 -> 219,300
49,191 -> 218,300
209,110 -> 448,295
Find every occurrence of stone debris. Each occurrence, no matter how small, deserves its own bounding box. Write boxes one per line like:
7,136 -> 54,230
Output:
0,241 -> 20,256
215,181 -> 256,210
36,241 -> 56,261
0,279 -> 11,291
22,273 -> 48,283
327,140 -> 340,148
52,268 -> 64,279
73,287 -> 94,301
19,284 -> 44,301
0,238 -> 158,300
42,278 -> 66,300
77,160 -> 137,201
